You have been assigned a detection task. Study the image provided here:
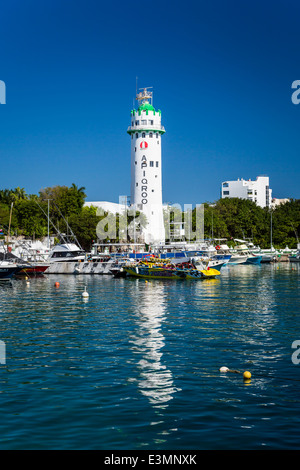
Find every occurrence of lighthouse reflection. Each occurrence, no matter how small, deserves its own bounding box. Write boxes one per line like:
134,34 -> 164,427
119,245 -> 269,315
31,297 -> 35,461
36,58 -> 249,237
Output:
129,281 -> 180,409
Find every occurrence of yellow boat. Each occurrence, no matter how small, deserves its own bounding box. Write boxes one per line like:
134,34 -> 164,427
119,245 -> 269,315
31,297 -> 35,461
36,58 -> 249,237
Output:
123,258 -> 220,280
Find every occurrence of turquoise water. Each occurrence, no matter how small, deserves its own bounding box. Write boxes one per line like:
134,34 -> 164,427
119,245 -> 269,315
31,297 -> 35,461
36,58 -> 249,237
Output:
0,264 -> 299,450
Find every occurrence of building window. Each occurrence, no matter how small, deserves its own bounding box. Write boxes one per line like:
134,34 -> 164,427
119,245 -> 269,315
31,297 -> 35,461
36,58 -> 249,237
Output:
136,183 -> 138,186
135,161 -> 137,165
223,182 -> 229,187
156,133 -> 159,138
149,133 -> 153,138
152,190 -> 154,192
150,161 -> 154,167
149,120 -> 154,125
135,121 -> 139,125
223,191 -> 229,195
156,161 -> 159,167
142,132 -> 145,138
135,133 -> 138,138
141,120 -> 147,125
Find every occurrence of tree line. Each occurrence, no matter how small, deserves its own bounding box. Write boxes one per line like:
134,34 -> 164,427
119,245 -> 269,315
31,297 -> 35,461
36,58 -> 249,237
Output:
200,198 -> 300,249
0,185 -> 299,249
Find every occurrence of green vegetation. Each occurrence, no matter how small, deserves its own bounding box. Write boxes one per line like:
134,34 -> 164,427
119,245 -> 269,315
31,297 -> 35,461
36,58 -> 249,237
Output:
0,185 -> 147,250
0,186 -> 299,249
200,198 -> 300,248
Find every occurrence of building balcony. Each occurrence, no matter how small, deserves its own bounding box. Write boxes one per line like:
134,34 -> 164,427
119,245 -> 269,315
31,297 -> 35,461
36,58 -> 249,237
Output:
127,125 -> 166,135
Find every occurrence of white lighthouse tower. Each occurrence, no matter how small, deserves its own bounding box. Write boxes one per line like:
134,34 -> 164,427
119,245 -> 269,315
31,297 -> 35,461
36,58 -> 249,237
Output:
127,87 -> 165,245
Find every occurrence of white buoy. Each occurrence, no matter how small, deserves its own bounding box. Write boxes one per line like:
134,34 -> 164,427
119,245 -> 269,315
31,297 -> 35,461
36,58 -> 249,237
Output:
82,286 -> 89,299
219,366 -> 230,373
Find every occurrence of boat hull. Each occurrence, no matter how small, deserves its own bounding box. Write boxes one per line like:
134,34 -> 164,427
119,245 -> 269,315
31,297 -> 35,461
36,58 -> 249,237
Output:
20,265 -> 50,275
124,265 -> 220,280
0,266 -> 23,280
227,256 -> 248,265
245,256 -> 262,265
124,266 -> 184,279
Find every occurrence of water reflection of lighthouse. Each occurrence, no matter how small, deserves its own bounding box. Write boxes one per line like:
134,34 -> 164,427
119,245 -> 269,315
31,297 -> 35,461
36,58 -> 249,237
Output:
129,282 -> 180,408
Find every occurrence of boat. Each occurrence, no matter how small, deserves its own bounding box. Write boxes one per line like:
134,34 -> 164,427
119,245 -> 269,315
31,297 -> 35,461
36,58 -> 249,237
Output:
123,257 -> 220,280
0,260 -> 26,280
3,239 -> 50,276
46,243 -> 86,274
289,244 -> 300,262
74,254 -> 124,275
215,243 -> 247,265
232,240 -> 262,265
251,247 -> 278,263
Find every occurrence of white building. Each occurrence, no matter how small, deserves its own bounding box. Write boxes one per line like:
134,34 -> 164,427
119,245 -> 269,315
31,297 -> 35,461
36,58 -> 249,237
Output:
127,88 -> 166,244
84,201 -> 124,214
271,198 -> 290,209
221,176 -> 272,208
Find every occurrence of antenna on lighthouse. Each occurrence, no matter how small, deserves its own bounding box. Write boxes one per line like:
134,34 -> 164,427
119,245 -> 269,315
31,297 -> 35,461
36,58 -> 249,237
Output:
136,87 -> 153,106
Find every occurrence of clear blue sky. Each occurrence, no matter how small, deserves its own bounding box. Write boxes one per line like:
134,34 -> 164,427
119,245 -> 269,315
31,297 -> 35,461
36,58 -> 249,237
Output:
1,0 -> 299,207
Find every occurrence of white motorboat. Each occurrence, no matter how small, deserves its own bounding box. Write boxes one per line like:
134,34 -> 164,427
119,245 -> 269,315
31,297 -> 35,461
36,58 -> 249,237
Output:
46,243 -> 86,274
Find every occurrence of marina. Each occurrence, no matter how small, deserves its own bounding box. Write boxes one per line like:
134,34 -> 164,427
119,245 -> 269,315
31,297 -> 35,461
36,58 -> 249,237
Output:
0,263 -> 299,450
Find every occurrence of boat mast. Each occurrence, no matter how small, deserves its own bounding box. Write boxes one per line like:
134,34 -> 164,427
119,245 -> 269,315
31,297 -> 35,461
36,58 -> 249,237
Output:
7,202 -> 13,244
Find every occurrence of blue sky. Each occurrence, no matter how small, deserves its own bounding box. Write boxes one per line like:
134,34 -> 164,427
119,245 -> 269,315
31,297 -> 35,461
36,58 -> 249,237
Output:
0,0 -> 299,207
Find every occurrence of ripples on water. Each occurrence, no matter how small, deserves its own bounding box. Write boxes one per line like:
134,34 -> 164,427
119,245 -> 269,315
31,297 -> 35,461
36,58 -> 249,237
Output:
0,264 -> 299,449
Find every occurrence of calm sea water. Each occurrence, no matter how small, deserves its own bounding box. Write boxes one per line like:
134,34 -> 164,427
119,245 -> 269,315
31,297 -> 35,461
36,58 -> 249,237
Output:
0,263 -> 299,450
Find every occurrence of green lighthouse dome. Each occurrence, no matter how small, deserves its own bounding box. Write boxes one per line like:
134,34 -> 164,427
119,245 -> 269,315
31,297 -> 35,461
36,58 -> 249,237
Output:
138,102 -> 155,112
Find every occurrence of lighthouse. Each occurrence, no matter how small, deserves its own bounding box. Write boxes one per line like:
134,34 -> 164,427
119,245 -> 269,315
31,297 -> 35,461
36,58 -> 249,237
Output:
127,88 -> 166,245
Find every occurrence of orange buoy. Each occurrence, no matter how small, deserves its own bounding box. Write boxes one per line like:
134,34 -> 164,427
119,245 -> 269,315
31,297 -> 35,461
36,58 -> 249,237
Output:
55,282 -> 60,287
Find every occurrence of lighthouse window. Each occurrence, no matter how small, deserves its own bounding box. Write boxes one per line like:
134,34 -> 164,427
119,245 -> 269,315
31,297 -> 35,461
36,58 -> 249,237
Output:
156,133 -> 159,138
142,132 -> 145,138
135,133 -> 138,138
135,120 -> 139,125
156,161 -> 159,167
150,161 -> 154,167
149,120 -> 154,125
141,120 -> 147,125
135,161 -> 137,165
149,133 -> 153,138
136,183 -> 138,187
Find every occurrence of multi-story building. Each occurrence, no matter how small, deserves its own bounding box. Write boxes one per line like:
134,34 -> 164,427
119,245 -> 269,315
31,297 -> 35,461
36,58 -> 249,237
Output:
221,176 -> 272,208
